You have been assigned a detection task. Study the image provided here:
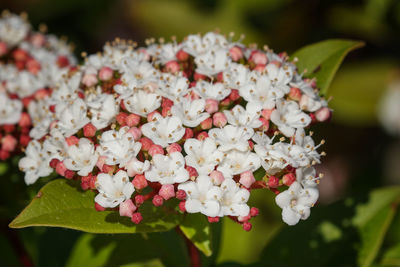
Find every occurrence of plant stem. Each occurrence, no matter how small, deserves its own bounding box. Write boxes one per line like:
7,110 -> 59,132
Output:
176,227 -> 201,267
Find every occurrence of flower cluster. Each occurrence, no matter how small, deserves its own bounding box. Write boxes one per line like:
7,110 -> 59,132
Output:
19,32 -> 331,229
0,11 -> 76,159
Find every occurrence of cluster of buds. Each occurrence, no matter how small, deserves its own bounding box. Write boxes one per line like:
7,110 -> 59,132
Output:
18,31 -> 330,229
0,11 -> 76,159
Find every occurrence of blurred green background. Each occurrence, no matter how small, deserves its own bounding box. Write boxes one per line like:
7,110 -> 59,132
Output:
1,0 -> 400,266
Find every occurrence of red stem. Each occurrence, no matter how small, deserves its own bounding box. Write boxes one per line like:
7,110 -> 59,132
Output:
176,227 -> 201,267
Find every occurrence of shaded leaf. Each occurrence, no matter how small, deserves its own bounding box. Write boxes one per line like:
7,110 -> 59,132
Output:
9,179 -> 183,234
292,39 -> 364,95
380,243 -> 400,267
179,213 -> 212,256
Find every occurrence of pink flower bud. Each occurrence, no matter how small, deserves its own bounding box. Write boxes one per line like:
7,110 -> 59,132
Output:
26,59 -> 41,74
95,202 -> 106,211
119,199 -> 137,217
34,89 -> 49,99
183,128 -> 194,140
243,222 -> 252,231
315,107 -> 331,122
194,72 -> 207,81
210,170 -> 224,185
220,98 -> 231,106
49,158 -> 60,169
13,48 -> 28,61
208,217 -> 220,223
102,164 -> 115,174
131,212 -> 143,224
205,99 -> 219,114
267,176 -> 279,188
149,144 -> 164,156
98,66 -> 113,81
254,64 -> 266,73
82,73 -> 98,87
166,143 -> 182,154
176,189 -> 186,200
261,109 -> 273,120
282,173 -> 296,186
165,60 -> 180,73
2,124 -> 15,133
65,136 -> 79,146
56,56 -> 70,68
132,174 -> 148,190
0,42 -> 7,56
269,60 -> 281,68
159,184 -> 175,200
83,123 -> 96,137
139,137 -> 153,151
162,97 -> 174,108
229,89 -> 240,101
250,207 -> 259,217
289,87 -> 302,101
128,127 -> 142,140
229,46 -> 243,61
116,112 -> 128,126
239,171 -> 255,188
299,94 -> 311,110
65,170 -> 75,179
196,131 -> 209,141
186,166 -> 198,179
249,51 -> 268,65
213,112 -> 227,127
162,105 -> 171,116
200,117 -> 212,130
56,161 -> 67,176
147,111 -> 160,122
176,49 -> 189,61
152,195 -> 164,207
179,201 -> 186,212
135,195 -> 145,206
20,134 -> 30,147
30,33 -> 46,47
1,135 -> 17,152
96,156 -> 107,170
0,150 -> 9,160
126,113 -> 140,127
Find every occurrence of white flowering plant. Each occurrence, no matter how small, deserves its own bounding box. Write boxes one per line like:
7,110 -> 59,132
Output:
0,11 -> 76,160
8,31 -> 362,258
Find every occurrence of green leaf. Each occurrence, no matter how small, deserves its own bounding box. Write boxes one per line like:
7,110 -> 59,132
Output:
9,179 -> 183,234
66,230 -> 189,267
380,243 -> 400,267
179,213 -> 212,256
291,39 -> 364,95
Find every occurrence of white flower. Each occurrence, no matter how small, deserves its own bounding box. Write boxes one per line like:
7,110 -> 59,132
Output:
288,128 -> 322,167
223,63 -> 251,90
195,48 -> 231,76
86,91 -> 119,129
171,98 -> 210,127
54,98 -> 90,137
0,13 -> 30,46
145,152 -> 189,184
98,127 -> 142,167
296,167 -> 319,187
275,181 -> 319,225
157,73 -> 189,101
141,113 -> 185,147
50,71 -> 81,104
28,98 -> 53,139
147,42 -> 181,64
219,179 -> 250,217
379,82 -> 400,136
193,81 -> 231,101
208,125 -> 253,152
19,140 -> 53,185
184,138 -> 223,175
270,100 -> 311,137
299,94 -> 327,112
63,138 -> 99,176
126,158 -> 150,177
183,32 -> 228,56
119,57 -> 158,87
178,175 -> 222,217
43,129 -> 68,161
0,92 -> 22,125
95,170 -> 135,208
217,150 -> 261,179
224,103 -> 262,128
124,90 -> 162,117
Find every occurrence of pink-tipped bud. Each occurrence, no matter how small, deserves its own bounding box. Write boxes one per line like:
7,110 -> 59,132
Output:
149,144 -> 164,157
119,199 -> 137,217
56,161 -> 67,176
161,107 -> 171,119
0,42 -> 7,56
19,134 -> 30,147
139,137 -> 153,151
250,207 -> 259,217
34,89 -> 49,100
289,87 -> 302,101
205,99 -> 219,114
239,171 -> 255,188
194,72 -> 207,81
249,51 -> 268,65
165,60 -> 180,73
83,123 -> 96,137
213,112 -> 227,127
26,59 -> 41,74
176,189 -> 186,200
208,217 -> 220,223
229,89 -> 240,101
254,64 -> 266,73
102,164 -> 115,174
186,166 -> 198,179
282,173 -> 296,186
126,113 -> 140,127
176,49 -> 189,61
65,136 -> 79,146
96,156 -> 107,170
152,195 -> 164,207
220,98 -> 231,106
95,202 -> 106,211
179,201 -> 186,212
196,131 -> 209,141
200,117 -> 212,130
267,176 -> 279,188
261,109 -> 273,120
315,107 -> 331,122
243,222 -> 252,231
49,158 -> 60,169
229,46 -> 243,61
259,117 -> 269,131
248,140 -> 254,150
1,135 -> 17,152
99,66 -> 113,81
183,128 -> 194,140
162,97 -> 174,108
131,212 -> 143,224
13,48 -> 28,61
116,112 -> 128,126
159,184 -> 175,200
135,195 -> 145,206
30,33 -> 46,47
0,150 -> 9,160
56,56 -> 70,68
18,112 -> 31,127
82,73 -> 98,87
210,170 -> 225,185
132,174 -> 148,190
65,170 -> 75,179
166,143 -> 182,154
128,127 -> 142,140
2,124 -> 15,133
